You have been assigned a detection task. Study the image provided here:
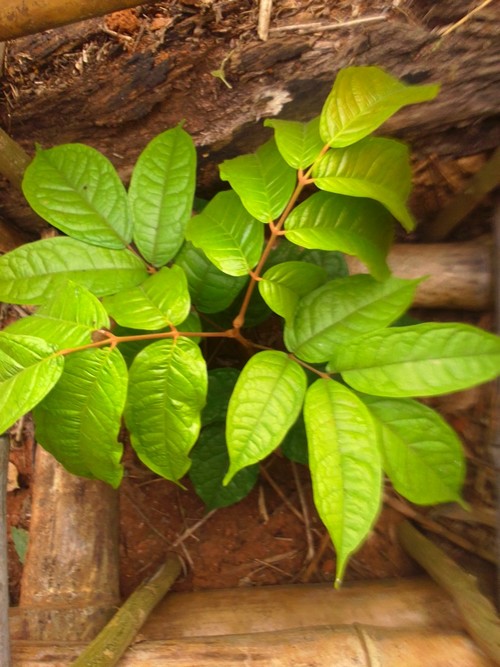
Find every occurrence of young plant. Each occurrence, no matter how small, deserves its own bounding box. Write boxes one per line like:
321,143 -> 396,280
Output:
1,66 -> 499,585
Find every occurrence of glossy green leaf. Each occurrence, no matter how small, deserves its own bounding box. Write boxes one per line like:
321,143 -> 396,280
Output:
259,261 -> 328,321
190,422 -> 258,509
320,66 -> 439,147
6,280 -> 109,348
185,190 -> 264,276
33,347 -> 127,487
0,332 -> 64,434
330,323 -> 500,397
203,368 -> 240,426
175,242 -> 247,313
286,275 -> 419,363
129,126 -> 196,266
224,351 -> 307,484
264,239 -> 348,280
124,338 -> 207,481
102,265 -> 190,330
281,414 -> 308,465
264,117 -> 324,169
284,192 -> 394,281
0,237 -> 148,305
361,396 -> 465,504
22,143 -> 131,249
304,378 -> 382,586
219,138 -> 296,222
313,138 -> 415,231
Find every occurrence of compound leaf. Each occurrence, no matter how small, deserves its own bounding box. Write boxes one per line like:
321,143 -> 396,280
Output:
0,236 -> 148,305
129,126 -> 196,267
304,378 -> 382,586
224,351 -> 307,484
22,143 -> 131,249
219,138 -> 296,222
124,338 -> 207,482
33,347 -> 127,488
0,332 -> 64,434
330,323 -> 500,397
264,117 -> 324,169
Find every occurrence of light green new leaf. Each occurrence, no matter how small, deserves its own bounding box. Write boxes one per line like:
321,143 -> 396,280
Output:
124,338 -> 207,481
33,347 -> 127,488
224,351 -> 307,484
304,378 -> 382,586
286,275 -> 420,363
264,239 -> 348,280
185,190 -> 264,276
102,265 -> 190,330
312,138 -> 415,231
284,192 -> 394,281
0,332 -> 64,434
6,280 -> 110,348
0,236 -> 148,304
22,144 -> 131,249
320,66 -> 439,147
174,242 -> 247,312
129,126 -> 196,267
361,396 -> 465,505
259,261 -> 327,321
330,323 -> 500,397
219,138 -> 296,222
264,117 -> 324,169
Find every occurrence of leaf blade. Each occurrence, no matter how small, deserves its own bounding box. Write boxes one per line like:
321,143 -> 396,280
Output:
264,117 -> 324,169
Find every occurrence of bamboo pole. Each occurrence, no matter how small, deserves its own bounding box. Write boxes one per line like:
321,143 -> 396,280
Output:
0,0 -> 151,41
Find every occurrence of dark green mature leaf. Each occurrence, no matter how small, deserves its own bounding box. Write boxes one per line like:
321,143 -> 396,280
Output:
219,138 -> 296,222
281,414 -> 308,465
264,117 -> 324,169
175,242 -> 247,313
202,368 -> 240,426
285,275 -> 420,363
190,422 -> 258,509
259,261 -> 328,321
312,138 -> 415,231
330,323 -> 500,397
33,347 -> 127,488
224,351 -> 307,484
22,144 -> 131,249
361,396 -> 465,504
6,280 -> 109,348
304,378 -> 382,586
0,332 -> 64,434
285,192 -> 394,280
129,126 -> 196,267
186,190 -> 264,276
0,237 -> 148,304
124,338 -> 207,481
320,66 -> 439,147
102,265 -> 190,330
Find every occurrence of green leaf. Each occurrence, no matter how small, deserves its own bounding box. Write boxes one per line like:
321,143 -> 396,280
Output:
22,143 -> 131,249
124,338 -> 207,482
6,280 -> 110,348
11,527 -> 29,564
330,323 -> 500,397
203,368 -> 240,426
190,422 -> 258,509
175,242 -> 247,313
320,66 -> 439,147
304,378 -> 382,586
259,261 -> 328,321
284,192 -> 394,281
185,190 -> 264,276
102,265 -> 190,330
129,126 -> 197,267
0,237 -> 148,305
219,138 -> 296,222
281,414 -> 308,465
264,239 -> 348,280
224,351 -> 307,484
361,396 -> 465,504
286,275 -> 420,363
312,138 -> 415,231
33,347 -> 127,488
0,332 -> 64,434
264,117 -> 324,169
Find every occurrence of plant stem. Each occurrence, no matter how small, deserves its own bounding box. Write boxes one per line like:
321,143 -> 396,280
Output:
0,432 -> 11,667
71,555 -> 182,667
